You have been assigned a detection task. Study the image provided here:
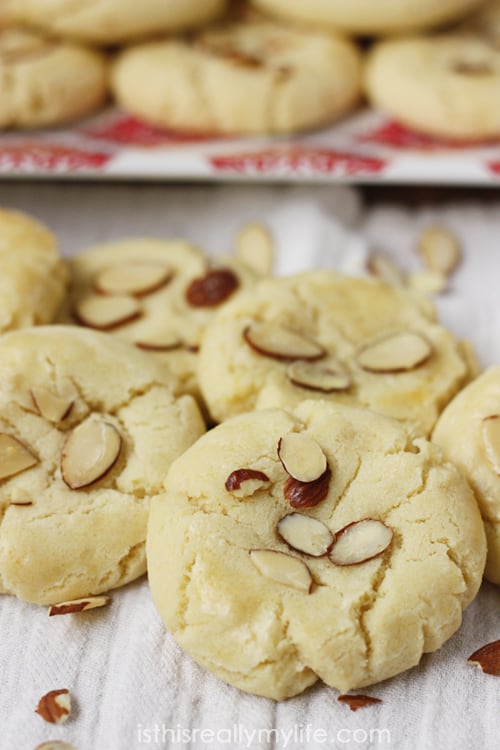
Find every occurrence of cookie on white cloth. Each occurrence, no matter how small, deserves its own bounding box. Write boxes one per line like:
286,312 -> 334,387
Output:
7,0 -> 228,45
0,206 -> 67,330
0,326 -> 205,605
147,402 -> 486,699
433,366 -> 500,584
0,27 -> 108,129
250,0 -> 484,36
111,19 -> 362,135
365,33 -> 500,140
197,271 -> 477,436
59,238 -> 259,400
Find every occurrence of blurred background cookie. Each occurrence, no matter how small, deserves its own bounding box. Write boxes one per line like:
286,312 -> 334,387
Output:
111,18 -> 362,135
7,0 -> 229,45
0,27 -> 108,128
249,0 -> 485,36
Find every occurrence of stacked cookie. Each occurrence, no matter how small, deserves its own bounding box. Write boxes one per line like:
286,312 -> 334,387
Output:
0,207 -> 495,701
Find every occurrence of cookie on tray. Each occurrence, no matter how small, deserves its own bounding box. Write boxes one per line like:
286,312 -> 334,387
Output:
0,207 -> 67,330
0,27 -> 108,129
197,271 -> 477,436
111,18 -> 362,135
433,366 -> 500,584
8,0 -> 228,46
59,238 -> 259,400
147,401 -> 486,699
365,33 -> 500,140
250,0 -> 484,36
0,326 -> 205,605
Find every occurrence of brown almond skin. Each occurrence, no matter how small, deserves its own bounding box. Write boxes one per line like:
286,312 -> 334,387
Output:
225,468 -> 270,492
185,268 -> 239,307
468,640 -> 500,676
284,465 -> 331,509
49,601 -> 89,616
338,694 -> 382,711
35,689 -> 70,724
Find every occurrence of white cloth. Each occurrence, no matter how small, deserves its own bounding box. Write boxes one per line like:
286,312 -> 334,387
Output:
0,183 -> 498,750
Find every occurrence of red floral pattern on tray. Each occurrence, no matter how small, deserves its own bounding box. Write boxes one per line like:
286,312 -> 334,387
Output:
210,147 -> 387,177
0,144 -> 111,173
357,120 -> 499,152
82,113 -> 220,147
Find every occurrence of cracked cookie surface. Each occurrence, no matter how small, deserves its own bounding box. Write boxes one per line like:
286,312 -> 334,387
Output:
433,366 -> 500,584
8,0 -> 228,45
0,326 -> 205,605
59,238 -> 258,401
0,207 -> 67,329
0,28 -> 107,129
198,271 -> 477,436
111,19 -> 361,135
147,401 -> 486,699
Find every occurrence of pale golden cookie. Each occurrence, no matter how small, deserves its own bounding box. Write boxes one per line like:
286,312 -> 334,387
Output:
251,0 -> 484,36
433,366 -> 500,584
365,34 -> 500,140
0,27 -> 108,129
111,19 -> 362,135
0,326 -> 205,605
198,272 -> 476,436
8,0 -> 228,45
0,206 -> 67,330
147,402 -> 486,699
59,238 -> 258,400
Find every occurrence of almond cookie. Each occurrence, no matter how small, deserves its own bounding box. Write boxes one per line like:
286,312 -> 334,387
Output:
0,207 -> 67,330
59,238 -> 258,400
365,33 -> 500,140
433,367 -> 500,584
198,271 -> 477,436
250,0 -> 484,36
111,19 -> 361,135
0,27 -> 107,129
0,326 -> 205,605
8,0 -> 228,45
147,401 -> 486,699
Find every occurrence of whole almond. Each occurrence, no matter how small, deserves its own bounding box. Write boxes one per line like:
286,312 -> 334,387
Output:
284,466 -> 331,509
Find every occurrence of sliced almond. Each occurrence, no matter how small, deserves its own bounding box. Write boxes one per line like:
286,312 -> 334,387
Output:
356,331 -> 432,373
284,466 -> 331,509
277,513 -> 333,557
244,323 -> 325,362
338,694 -> 382,711
185,268 -> 239,307
366,252 -> 405,286
94,263 -> 172,297
0,434 -> 37,481
48,595 -> 111,616
481,415 -> 500,474
235,222 -> 274,276
278,433 -> 327,483
31,387 -> 73,423
61,418 -> 121,490
35,743 -> 77,750
225,468 -> 270,497
135,332 -> 183,352
74,294 -> 142,331
249,549 -> 312,593
287,361 -> 351,393
329,519 -> 393,566
407,270 -> 447,295
35,689 -> 71,724
417,226 -> 461,276
467,640 -> 500,676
